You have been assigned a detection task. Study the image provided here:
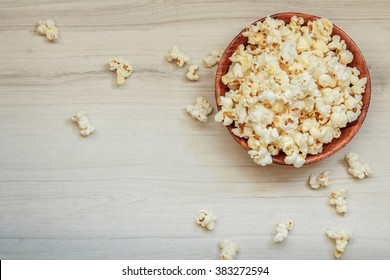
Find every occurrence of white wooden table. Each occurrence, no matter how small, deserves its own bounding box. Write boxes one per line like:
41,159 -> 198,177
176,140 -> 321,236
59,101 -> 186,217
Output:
0,0 -> 389,259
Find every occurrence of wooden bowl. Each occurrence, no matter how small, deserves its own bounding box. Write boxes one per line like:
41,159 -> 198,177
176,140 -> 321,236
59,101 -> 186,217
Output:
215,12 -> 371,165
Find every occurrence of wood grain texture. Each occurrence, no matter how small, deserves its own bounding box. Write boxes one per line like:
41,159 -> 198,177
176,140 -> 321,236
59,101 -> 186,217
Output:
0,0 -> 389,260
215,12 -> 371,165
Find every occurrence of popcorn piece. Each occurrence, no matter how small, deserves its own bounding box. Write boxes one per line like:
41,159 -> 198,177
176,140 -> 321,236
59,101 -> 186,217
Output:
195,210 -> 216,230
297,35 -> 311,53
232,123 -> 253,138
338,50 -> 353,65
318,74 -> 332,87
278,113 -> 298,134
328,35 -> 344,51
219,240 -> 238,260
186,65 -> 199,81
329,188 -> 348,214
279,41 -> 297,64
186,96 -> 213,122
232,63 -> 244,78
36,19 -> 58,41
290,16 -> 304,31
326,228 -> 352,258
309,171 -> 331,189
215,16 -> 366,168
71,111 -> 95,137
309,18 -> 333,41
215,96 -> 234,126
203,49 -> 223,68
345,152 -> 373,179
109,58 -> 133,85
248,148 -> 272,166
165,46 -> 190,67
284,148 -> 305,168
330,105 -> 348,128
274,219 -> 294,242
313,39 -> 329,53
258,89 -> 277,105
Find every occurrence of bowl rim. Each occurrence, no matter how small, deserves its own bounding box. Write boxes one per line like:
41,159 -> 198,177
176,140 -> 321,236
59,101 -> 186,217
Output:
214,12 -> 371,166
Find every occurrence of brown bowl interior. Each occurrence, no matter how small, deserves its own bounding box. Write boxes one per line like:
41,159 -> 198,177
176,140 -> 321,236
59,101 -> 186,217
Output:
215,12 -> 371,165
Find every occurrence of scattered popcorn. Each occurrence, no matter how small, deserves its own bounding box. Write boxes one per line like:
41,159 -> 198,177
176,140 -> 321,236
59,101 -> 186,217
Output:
329,188 -> 348,214
165,46 -> 190,67
274,219 -> 294,242
309,171 -> 331,189
326,228 -> 352,258
219,240 -> 238,260
71,111 -> 95,137
195,210 -> 216,230
186,65 -> 199,81
36,19 -> 58,41
186,96 -> 213,122
203,49 -> 224,68
215,16 -> 367,167
109,58 -> 133,85
345,152 -> 373,179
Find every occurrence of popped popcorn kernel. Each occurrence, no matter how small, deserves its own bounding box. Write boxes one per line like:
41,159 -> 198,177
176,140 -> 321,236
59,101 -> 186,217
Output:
71,111 -> 95,137
345,152 -> 373,179
216,16 -> 367,167
309,170 -> 331,189
203,49 -> 223,68
186,96 -> 213,122
36,19 -> 58,41
219,240 -> 238,260
195,210 -> 216,231
329,188 -> 348,214
186,65 -> 199,81
109,58 -> 133,85
326,228 -> 352,258
274,219 -> 294,242
165,46 -> 190,67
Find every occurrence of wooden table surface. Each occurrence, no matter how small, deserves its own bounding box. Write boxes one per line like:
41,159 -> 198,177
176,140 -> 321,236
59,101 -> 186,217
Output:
0,0 -> 389,260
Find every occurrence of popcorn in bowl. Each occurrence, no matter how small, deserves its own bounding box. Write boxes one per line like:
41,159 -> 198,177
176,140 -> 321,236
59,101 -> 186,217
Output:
215,15 -> 368,167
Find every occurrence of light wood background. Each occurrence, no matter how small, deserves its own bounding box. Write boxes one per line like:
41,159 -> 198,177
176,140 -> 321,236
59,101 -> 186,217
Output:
0,0 -> 389,260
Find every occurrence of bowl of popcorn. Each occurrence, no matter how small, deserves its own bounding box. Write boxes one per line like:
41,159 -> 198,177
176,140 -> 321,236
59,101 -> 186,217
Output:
215,12 -> 371,167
